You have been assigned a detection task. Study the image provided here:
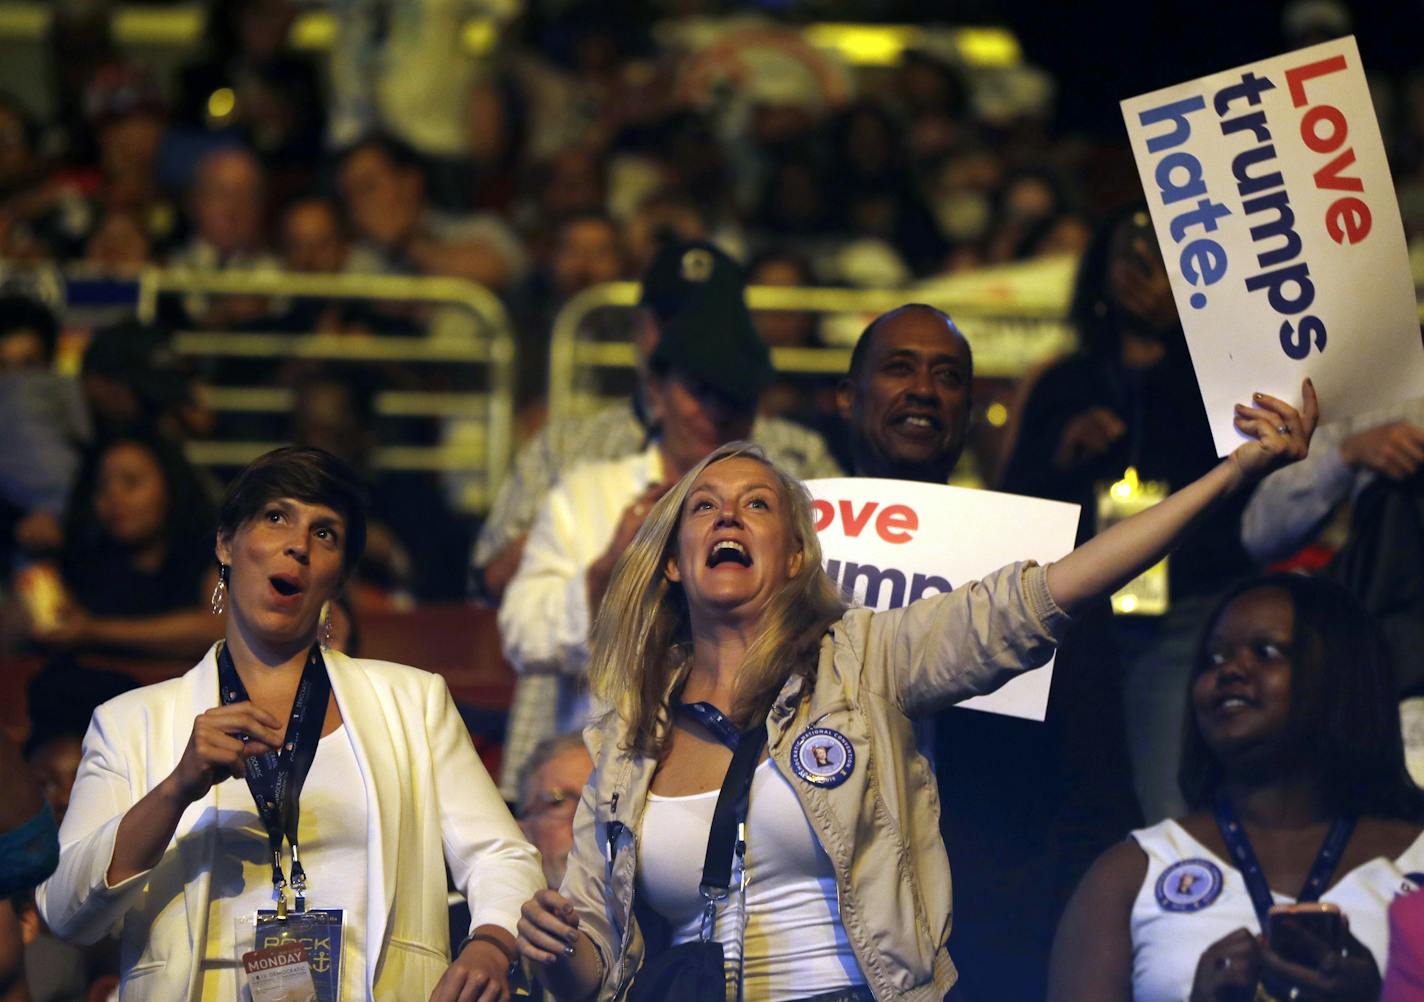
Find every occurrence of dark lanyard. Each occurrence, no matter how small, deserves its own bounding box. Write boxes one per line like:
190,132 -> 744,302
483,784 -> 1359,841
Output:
217,642 -> 331,916
1213,795 -> 1356,929
676,701 -> 741,751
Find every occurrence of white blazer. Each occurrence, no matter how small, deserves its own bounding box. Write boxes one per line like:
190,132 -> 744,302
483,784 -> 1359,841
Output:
36,646 -> 543,1000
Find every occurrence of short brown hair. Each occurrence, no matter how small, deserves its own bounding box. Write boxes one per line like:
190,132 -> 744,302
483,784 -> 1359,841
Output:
217,447 -> 367,575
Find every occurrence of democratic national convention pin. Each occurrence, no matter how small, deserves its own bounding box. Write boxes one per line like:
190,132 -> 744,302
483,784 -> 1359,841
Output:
790,727 -> 855,788
1156,859 -> 1224,913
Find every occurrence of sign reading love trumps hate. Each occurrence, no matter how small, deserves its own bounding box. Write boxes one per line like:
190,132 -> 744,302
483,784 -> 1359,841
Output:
806,478 -> 1080,721
1122,36 -> 1424,456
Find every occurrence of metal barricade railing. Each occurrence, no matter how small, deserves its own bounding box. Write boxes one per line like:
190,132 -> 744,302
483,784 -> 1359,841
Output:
134,267 -> 516,514
547,281 -> 1077,425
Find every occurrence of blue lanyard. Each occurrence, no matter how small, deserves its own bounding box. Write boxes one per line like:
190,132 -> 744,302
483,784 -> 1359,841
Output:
676,701 -> 741,751
1213,795 -> 1355,929
218,642 -> 331,913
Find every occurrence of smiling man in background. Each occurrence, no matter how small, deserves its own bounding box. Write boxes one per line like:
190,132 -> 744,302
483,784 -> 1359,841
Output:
837,302 -> 973,485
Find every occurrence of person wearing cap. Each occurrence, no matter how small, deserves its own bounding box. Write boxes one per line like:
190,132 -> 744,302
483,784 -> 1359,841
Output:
468,241 -> 840,615
494,243 -> 826,798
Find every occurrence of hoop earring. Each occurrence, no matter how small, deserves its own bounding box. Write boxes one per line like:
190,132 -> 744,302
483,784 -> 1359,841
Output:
320,601 -> 334,650
211,564 -> 229,615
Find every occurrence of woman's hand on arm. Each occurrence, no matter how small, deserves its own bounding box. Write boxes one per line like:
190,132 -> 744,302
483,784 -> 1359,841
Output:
105,703 -> 282,886
517,888 -> 602,1002
1046,380 -> 1317,614
431,924 -> 517,1002
1047,841 -> 1146,1002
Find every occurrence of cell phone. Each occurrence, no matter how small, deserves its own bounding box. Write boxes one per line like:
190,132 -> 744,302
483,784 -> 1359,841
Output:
1267,902 -> 1344,968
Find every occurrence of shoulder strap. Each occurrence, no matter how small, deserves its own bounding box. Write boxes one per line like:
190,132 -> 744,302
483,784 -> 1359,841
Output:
700,721 -> 767,895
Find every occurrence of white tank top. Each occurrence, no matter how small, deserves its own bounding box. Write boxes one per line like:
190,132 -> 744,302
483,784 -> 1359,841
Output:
638,758 -> 865,1002
200,726 -> 371,1001
1130,819 -> 1424,1002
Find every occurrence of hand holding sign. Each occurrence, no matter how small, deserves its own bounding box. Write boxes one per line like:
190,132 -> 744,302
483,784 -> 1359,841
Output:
1230,379 -> 1319,481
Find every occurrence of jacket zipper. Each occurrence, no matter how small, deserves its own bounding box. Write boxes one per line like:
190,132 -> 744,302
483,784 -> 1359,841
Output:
606,791 -> 623,879
606,786 -> 640,994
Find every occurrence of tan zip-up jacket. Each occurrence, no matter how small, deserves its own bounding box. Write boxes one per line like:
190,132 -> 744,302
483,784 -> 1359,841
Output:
559,561 -> 1071,1002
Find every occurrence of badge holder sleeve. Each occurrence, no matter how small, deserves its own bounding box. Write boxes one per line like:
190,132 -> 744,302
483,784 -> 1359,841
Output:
235,909 -> 345,1002
1096,466 -> 1171,615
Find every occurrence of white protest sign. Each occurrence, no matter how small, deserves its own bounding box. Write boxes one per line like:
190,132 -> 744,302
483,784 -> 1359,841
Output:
1122,36 -> 1424,456
806,478 -> 1080,721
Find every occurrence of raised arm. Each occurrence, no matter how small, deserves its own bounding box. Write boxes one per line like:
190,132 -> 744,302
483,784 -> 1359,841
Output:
1046,381 -> 1317,615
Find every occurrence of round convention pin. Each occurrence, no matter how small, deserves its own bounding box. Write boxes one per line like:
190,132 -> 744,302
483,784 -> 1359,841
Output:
790,727 -> 855,788
1156,859 -> 1224,913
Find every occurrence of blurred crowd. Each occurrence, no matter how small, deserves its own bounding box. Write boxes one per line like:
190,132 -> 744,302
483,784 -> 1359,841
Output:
0,0 -> 1415,630
0,0 -> 1131,625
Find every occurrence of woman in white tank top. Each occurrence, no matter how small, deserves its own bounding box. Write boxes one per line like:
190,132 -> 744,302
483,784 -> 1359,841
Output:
1048,573 -> 1424,1002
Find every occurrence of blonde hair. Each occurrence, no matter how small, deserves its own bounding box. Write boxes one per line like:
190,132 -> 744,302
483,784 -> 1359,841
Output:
587,442 -> 847,756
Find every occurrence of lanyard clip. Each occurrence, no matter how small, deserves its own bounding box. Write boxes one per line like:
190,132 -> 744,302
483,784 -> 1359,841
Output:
290,844 -> 307,913
736,822 -> 748,898
271,848 -> 290,920
698,884 -> 726,942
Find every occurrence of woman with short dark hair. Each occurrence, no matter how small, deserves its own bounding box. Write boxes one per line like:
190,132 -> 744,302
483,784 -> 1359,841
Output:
38,446 -> 543,1001
1048,574 -> 1424,1002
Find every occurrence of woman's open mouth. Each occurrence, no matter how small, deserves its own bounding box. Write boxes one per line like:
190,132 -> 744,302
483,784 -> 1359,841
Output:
707,540 -> 752,568
269,574 -> 305,600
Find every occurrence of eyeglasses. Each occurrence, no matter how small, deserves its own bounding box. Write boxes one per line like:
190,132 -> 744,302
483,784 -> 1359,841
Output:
520,787 -> 582,822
